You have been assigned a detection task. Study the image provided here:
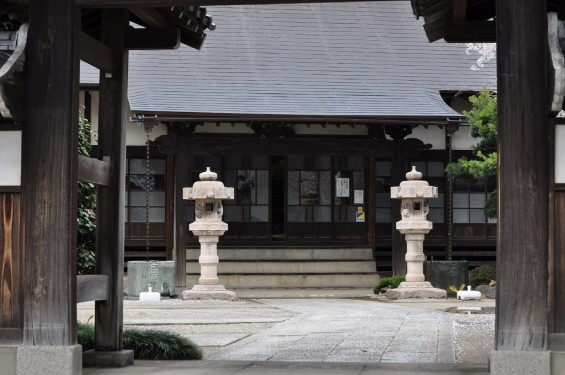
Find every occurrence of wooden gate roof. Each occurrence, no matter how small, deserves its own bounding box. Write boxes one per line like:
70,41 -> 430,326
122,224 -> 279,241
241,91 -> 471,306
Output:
80,1 -> 496,123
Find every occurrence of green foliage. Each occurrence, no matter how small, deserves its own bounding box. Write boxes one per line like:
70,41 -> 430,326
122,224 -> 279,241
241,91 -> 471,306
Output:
446,91 -> 498,218
77,118 -> 96,274
77,323 -> 202,360
373,276 -> 405,294
469,264 -> 496,288
124,328 -> 203,360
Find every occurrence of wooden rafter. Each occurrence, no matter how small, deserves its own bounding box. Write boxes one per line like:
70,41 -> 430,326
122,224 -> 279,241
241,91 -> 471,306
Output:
78,31 -> 114,73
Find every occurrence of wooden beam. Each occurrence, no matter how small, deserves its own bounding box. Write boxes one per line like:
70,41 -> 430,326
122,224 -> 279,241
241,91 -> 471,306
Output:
77,275 -> 109,303
78,31 -> 114,73
23,0 -> 79,346
496,0 -> 549,351
78,155 -> 111,186
125,28 -> 180,50
443,20 -> 496,43
180,28 -> 206,50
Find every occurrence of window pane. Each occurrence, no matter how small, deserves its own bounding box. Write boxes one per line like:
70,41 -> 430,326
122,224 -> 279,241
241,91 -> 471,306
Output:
288,171 -> 300,205
428,162 -> 445,177
128,174 -> 165,191
352,171 -> 364,190
250,206 -> 269,222
453,193 -> 469,208
256,171 -> 269,204
429,192 -> 444,208
236,170 -> 256,204
129,207 -> 165,222
224,206 -> 242,222
347,206 -> 358,222
375,161 -> 391,177
428,208 -> 444,223
319,171 -> 331,205
313,206 -> 331,222
376,193 -> 391,208
375,177 -> 391,192
453,209 -> 469,223
288,206 -> 305,222
470,209 -> 486,223
130,159 -> 166,174
470,193 -> 486,208
376,208 -> 392,223
301,171 -> 319,204
129,191 -> 165,206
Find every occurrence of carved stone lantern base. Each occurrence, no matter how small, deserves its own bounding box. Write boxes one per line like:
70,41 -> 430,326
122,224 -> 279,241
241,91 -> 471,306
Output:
386,281 -> 447,300
182,284 -> 237,301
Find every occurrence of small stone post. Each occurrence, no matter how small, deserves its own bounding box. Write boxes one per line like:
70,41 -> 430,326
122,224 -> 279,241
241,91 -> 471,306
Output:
182,167 -> 236,300
386,166 -> 446,299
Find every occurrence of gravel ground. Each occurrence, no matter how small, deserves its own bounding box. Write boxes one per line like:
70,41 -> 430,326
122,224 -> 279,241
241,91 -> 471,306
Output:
451,313 -> 495,364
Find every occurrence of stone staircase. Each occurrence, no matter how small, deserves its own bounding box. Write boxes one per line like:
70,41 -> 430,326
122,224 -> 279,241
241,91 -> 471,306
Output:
186,247 -> 380,289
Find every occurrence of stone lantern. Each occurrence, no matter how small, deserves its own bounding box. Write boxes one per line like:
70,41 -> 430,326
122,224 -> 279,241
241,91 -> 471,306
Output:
386,166 -> 446,299
182,167 -> 236,300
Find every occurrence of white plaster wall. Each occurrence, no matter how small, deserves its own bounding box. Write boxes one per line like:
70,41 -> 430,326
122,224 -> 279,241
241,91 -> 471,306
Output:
127,122 -> 169,145
451,125 -> 477,151
556,125 -> 565,183
0,131 -> 21,186
409,125 -> 446,150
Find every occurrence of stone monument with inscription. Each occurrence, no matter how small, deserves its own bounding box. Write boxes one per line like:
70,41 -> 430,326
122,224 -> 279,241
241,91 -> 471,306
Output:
182,167 -> 236,300
387,166 -> 447,299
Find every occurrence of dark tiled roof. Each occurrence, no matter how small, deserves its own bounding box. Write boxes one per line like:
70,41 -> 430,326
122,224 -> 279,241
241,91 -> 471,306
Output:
81,1 -> 496,120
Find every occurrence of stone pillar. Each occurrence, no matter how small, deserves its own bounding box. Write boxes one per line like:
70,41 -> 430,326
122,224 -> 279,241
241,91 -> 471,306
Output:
386,167 -> 446,300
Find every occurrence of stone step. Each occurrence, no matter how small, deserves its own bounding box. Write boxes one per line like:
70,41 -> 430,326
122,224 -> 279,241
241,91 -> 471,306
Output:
186,261 -> 376,274
186,247 -> 374,261
186,273 -> 380,289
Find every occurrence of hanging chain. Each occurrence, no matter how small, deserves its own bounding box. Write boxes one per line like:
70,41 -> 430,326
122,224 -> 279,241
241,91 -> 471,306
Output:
145,125 -> 152,261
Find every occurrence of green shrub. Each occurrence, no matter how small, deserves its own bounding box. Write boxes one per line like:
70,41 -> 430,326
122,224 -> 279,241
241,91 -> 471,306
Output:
77,323 -> 202,360
469,264 -> 496,288
373,276 -> 405,294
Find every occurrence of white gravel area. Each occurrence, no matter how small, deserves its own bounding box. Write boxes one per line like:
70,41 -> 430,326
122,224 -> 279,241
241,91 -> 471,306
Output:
451,313 -> 495,364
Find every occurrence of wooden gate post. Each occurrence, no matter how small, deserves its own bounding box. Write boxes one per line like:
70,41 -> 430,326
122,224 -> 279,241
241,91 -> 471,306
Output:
20,0 -> 82,373
491,0 -> 551,372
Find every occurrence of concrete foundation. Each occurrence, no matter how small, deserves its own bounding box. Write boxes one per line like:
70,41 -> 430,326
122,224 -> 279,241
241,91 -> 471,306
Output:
386,281 -> 447,299
490,351 -> 550,375
127,260 -> 175,297
16,345 -> 82,375
82,349 -> 134,368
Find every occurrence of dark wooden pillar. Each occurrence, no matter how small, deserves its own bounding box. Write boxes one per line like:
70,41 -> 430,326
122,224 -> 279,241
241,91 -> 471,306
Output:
95,9 -> 129,353
496,0 -> 549,351
23,0 -> 79,345
174,137 -> 189,289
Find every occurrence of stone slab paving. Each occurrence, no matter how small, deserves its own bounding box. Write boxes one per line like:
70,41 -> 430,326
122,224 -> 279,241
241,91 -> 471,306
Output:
79,295 -> 495,370
205,299 -> 457,363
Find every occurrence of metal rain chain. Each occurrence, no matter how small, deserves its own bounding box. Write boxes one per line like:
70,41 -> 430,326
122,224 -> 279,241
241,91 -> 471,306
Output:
144,123 -> 160,289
